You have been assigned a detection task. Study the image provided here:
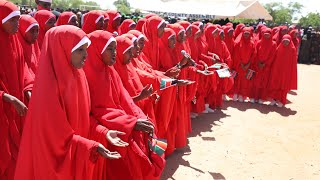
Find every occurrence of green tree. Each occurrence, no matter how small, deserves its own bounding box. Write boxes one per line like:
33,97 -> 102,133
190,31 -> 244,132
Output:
299,12 -> 320,27
113,0 -> 131,14
264,2 -> 303,24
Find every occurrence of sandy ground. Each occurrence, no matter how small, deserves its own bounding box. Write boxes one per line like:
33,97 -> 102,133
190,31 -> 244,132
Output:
161,64 -> 320,180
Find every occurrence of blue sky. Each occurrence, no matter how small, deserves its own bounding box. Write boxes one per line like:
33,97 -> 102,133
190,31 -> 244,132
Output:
92,0 -> 320,16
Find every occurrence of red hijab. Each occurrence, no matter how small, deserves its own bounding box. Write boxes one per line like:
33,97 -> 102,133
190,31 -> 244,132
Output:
236,27 -> 255,65
289,29 -> 300,50
106,10 -> 121,33
223,25 -> 235,55
167,23 -> 187,60
159,28 -> 177,70
234,23 -> 245,38
136,18 -> 146,32
178,21 -> 192,53
142,16 -> 165,69
82,10 -> 103,34
256,28 -> 277,63
204,24 -> 218,50
118,19 -> 136,35
273,26 -> 288,45
17,15 -> 40,78
15,25 -> 102,180
189,25 -> 201,61
34,10 -> 55,48
0,1 -> 33,176
145,13 -> 157,19
56,11 -> 76,26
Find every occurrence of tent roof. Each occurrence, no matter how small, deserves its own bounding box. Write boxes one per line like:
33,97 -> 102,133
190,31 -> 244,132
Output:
129,0 -> 273,20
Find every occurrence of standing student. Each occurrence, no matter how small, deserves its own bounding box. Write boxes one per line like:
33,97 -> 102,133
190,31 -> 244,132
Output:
253,28 -> 277,103
106,10 -> 121,34
82,10 -> 104,34
0,1 -> 34,179
56,11 -> 78,26
102,11 -> 109,31
14,25 -> 124,180
273,26 -> 288,45
84,30 -> 165,180
17,15 -> 40,79
268,35 -> 297,107
34,10 -> 55,48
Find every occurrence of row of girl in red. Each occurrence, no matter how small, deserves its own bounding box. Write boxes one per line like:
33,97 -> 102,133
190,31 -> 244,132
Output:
1,1 -> 298,179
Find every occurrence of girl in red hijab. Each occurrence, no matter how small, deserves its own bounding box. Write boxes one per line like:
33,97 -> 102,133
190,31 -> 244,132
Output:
223,25 -> 235,57
232,27 -> 256,102
253,28 -> 277,103
56,11 -> 78,26
136,18 -> 147,32
118,19 -> 136,35
102,11 -> 109,31
289,29 -> 299,90
142,16 -> 166,69
82,10 -> 104,34
106,10 -> 121,34
234,23 -> 245,39
0,1 -> 34,179
268,35 -> 297,107
273,26 -> 288,45
253,24 -> 266,44
17,15 -> 40,79
15,25 -> 123,180
33,10 -> 55,48
84,30 -> 165,180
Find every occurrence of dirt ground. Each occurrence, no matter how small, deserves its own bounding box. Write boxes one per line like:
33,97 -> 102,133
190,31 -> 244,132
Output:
161,64 -> 320,180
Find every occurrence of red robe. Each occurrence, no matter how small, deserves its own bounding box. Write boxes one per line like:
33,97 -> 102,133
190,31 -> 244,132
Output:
56,11 -> 76,26
82,10 -> 103,34
106,10 -> 121,34
84,31 -> 165,180
253,28 -> 277,100
289,30 -> 299,90
17,15 -> 41,79
223,26 -> 235,61
33,10 -> 56,48
118,19 -> 136,35
268,35 -> 297,104
232,27 -> 256,98
15,25 -> 107,180
0,2 -> 33,179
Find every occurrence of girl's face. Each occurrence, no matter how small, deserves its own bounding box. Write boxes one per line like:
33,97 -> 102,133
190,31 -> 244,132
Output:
45,17 -> 56,32
123,47 -> 133,64
281,28 -> 288,35
96,18 -> 104,30
264,33 -> 271,39
228,30 -> 234,37
132,40 -> 140,58
177,31 -> 185,43
129,24 -> 136,31
2,16 -> 20,34
25,26 -> 39,44
103,19 -> 109,30
102,41 -> 117,66
112,17 -> 121,30
220,31 -> 225,40
282,39 -> 290,46
243,31 -> 250,39
158,22 -> 166,38
137,37 -> 145,51
186,27 -> 192,38
168,35 -> 176,48
212,29 -> 219,37
71,43 -> 88,69
194,31 -> 200,39
68,16 -> 78,27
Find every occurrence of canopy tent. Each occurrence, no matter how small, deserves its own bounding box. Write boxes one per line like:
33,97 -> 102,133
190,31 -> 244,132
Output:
129,0 -> 273,20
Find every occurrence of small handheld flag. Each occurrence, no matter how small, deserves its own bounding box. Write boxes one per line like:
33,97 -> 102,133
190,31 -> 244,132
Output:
148,137 -> 167,156
231,70 -> 238,79
160,79 -> 177,90
246,69 -> 255,80
216,68 -> 231,78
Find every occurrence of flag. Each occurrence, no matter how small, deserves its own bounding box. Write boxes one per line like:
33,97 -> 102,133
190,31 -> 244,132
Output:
160,79 -> 176,90
246,69 -> 255,80
208,63 -> 222,69
216,68 -> 231,78
149,138 -> 167,156
231,70 -> 238,79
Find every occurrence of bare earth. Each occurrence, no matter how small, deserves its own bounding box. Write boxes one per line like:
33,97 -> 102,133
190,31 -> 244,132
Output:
161,64 -> 320,180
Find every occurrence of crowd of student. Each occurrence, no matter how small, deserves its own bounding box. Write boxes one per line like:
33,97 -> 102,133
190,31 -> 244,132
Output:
1,0 -> 298,179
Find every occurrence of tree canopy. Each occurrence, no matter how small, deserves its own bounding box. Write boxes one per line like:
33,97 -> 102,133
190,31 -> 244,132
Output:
113,0 -> 131,14
264,2 -> 303,24
299,12 -> 320,27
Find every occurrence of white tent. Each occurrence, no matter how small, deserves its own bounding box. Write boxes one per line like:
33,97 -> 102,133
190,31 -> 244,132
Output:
129,0 -> 273,20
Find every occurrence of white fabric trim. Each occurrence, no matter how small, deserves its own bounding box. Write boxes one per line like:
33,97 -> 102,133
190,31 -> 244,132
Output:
198,22 -> 203,27
25,23 -> 39,33
95,15 -> 104,24
168,34 -> 175,39
196,29 -> 201,34
45,17 -> 54,24
186,25 -> 191,31
2,11 -> 20,24
72,36 -> 91,53
104,17 -> 109,20
137,34 -> 145,41
68,15 -> 76,23
178,29 -> 185,35
212,29 -> 218,34
129,22 -> 136,27
131,37 -> 137,43
101,37 -> 116,54
81,13 -> 86,26
157,20 -> 165,29
123,45 -> 133,54
282,38 -> 290,42
228,29 -> 234,33
113,14 -> 121,21
39,0 -> 52,2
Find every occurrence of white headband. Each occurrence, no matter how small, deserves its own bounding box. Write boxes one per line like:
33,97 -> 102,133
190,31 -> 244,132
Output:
186,25 -> 191,31
129,22 -> 136,27
137,34 -> 145,41
178,29 -> 185,35
39,0 -> 52,2
25,23 -> 39,33
68,15 -> 76,23
101,37 -> 116,54
198,22 -> 203,27
123,45 -> 133,54
168,34 -> 175,39
95,15 -> 104,24
72,36 -> 91,53
282,38 -> 290,42
2,11 -> 20,24
212,29 -> 218,34
131,37 -> 137,43
157,20 -> 165,29
228,29 -> 234,33
113,14 -> 121,21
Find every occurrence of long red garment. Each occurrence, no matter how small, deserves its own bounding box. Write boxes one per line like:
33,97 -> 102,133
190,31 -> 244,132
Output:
106,10 -> 121,33
136,18 -> 147,32
234,23 -> 245,39
253,28 -> 277,100
253,24 -> 266,44
223,25 -> 235,60
289,29 -> 298,90
118,19 -> 136,35
56,11 -> 76,26
84,31 -> 165,180
0,2 -> 33,179
82,10 -> 103,34
142,16 -> 165,69
17,15 -> 40,79
15,25 -> 108,180
232,27 -> 256,98
33,10 -> 55,48
268,35 -> 297,104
